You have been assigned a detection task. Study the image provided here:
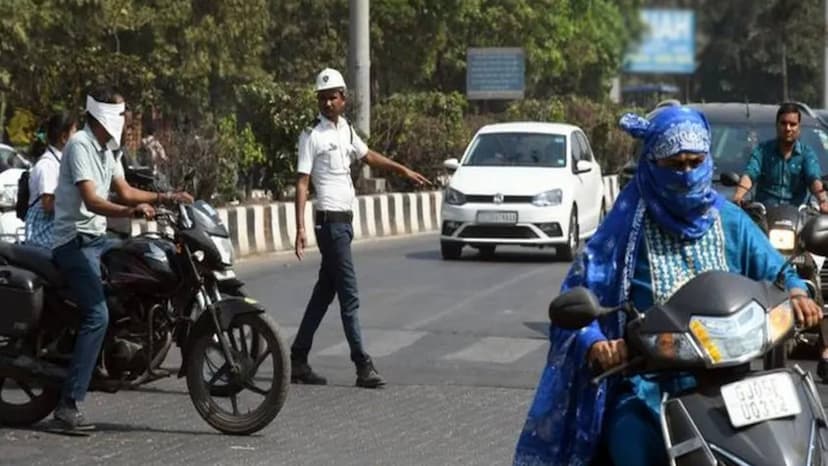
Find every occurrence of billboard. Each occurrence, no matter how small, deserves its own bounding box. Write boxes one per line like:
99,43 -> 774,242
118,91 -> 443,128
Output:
466,47 -> 525,100
624,9 -> 696,74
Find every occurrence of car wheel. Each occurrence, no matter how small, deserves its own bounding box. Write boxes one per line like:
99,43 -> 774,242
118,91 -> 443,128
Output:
478,245 -> 496,258
557,207 -> 579,262
441,241 -> 462,260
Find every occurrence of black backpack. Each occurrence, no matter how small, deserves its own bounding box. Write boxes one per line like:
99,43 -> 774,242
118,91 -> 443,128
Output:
16,149 -> 59,220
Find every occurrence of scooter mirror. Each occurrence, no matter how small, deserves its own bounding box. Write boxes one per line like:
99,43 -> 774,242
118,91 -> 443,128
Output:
800,215 -> 828,257
548,287 -> 605,329
719,172 -> 741,187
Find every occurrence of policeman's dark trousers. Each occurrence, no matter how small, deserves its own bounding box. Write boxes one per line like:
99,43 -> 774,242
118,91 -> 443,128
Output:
52,234 -> 112,402
291,221 -> 369,365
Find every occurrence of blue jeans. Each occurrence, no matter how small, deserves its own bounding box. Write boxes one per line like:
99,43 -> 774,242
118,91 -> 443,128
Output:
291,221 -> 369,365
604,395 -> 668,466
52,234 -> 115,402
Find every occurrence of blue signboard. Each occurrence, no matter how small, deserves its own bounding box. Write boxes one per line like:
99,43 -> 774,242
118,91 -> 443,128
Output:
624,9 -> 696,74
466,47 -> 525,100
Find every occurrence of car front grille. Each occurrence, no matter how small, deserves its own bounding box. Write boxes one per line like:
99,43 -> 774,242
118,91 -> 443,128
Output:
465,195 -> 534,204
458,225 -> 538,239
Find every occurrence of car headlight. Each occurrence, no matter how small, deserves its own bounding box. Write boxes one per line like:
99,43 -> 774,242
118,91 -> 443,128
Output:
532,189 -> 562,207
0,185 -> 17,208
689,301 -> 770,366
769,229 -> 795,251
210,235 -> 234,266
445,187 -> 466,205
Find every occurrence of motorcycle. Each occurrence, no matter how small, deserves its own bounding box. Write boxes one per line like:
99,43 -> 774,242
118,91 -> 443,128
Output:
721,172 -> 827,363
108,165 -> 246,298
0,199 -> 290,435
548,214 -> 828,465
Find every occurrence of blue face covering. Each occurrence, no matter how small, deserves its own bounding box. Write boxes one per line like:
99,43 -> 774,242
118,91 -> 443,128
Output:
621,108 -> 722,239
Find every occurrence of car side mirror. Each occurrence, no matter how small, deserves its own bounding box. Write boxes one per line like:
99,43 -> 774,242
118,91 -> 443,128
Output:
443,158 -> 460,171
719,172 -> 741,187
576,160 -> 592,174
801,215 -> 828,256
548,287 -> 606,329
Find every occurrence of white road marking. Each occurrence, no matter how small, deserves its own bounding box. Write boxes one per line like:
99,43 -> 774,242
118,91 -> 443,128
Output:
316,329 -> 427,358
442,337 -> 547,364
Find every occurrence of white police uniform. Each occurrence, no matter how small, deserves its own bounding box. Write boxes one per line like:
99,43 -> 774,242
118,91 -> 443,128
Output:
296,114 -> 368,212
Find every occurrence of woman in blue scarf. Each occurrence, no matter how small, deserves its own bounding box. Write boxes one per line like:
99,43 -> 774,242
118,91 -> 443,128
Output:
512,106 -> 823,466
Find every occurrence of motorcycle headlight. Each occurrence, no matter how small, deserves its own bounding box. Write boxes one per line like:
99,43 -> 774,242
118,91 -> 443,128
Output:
0,185 -> 17,208
769,229 -> 795,251
532,189 -> 562,207
210,235 -> 234,266
445,187 -> 466,205
689,301 -> 768,366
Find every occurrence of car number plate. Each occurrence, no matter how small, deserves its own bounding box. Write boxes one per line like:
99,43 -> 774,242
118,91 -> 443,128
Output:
476,211 -> 518,224
720,372 -> 801,428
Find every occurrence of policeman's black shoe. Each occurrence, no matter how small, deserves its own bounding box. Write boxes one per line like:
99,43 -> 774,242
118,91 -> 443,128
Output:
290,361 -> 328,385
355,359 -> 386,389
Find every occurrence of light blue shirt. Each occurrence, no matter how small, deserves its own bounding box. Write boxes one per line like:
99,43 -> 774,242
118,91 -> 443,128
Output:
52,125 -> 124,249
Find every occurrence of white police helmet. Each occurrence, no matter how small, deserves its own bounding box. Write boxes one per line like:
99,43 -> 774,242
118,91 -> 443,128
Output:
315,68 -> 347,92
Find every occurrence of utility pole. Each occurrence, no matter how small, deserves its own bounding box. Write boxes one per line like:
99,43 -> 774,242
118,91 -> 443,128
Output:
349,0 -> 385,192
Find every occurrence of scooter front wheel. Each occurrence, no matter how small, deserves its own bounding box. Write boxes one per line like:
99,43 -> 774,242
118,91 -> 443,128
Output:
185,312 -> 289,435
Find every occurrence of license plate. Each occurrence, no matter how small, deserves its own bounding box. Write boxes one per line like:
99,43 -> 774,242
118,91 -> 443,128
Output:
476,211 -> 517,224
720,373 -> 802,428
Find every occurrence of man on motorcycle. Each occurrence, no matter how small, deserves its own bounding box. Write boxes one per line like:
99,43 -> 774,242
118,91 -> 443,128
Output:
732,102 -> 828,211
732,102 -> 828,379
50,87 -> 193,431
513,106 -> 823,466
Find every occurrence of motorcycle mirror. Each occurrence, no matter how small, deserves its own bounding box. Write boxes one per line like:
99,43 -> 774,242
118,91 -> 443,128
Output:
800,215 -> 828,257
719,172 -> 741,187
548,287 -> 606,329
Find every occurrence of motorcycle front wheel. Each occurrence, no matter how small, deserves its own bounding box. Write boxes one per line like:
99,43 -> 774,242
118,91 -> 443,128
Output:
185,312 -> 289,435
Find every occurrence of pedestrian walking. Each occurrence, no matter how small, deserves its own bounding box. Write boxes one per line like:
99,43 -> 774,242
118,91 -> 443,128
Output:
291,67 -> 430,388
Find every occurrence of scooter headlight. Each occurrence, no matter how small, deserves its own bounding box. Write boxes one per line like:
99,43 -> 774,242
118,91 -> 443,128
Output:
638,332 -> 703,363
769,228 -> 795,252
689,301 -> 777,366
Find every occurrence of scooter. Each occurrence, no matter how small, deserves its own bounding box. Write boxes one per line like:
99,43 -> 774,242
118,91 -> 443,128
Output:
549,214 -> 828,465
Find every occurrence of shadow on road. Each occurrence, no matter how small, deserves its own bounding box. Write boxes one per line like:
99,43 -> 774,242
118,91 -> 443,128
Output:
406,248 -> 564,264
28,420 -> 230,438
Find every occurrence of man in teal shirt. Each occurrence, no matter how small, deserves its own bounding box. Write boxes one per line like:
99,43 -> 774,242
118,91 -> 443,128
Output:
733,103 -> 828,210
733,102 -> 828,380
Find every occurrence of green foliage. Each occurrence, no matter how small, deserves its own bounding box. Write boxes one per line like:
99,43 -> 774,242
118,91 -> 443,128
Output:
1,0 -> 645,200
371,92 -> 469,190
236,79 -> 317,199
6,108 -> 36,147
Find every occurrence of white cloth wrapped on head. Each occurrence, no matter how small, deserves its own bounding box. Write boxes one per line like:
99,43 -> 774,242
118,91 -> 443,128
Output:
86,95 -> 125,151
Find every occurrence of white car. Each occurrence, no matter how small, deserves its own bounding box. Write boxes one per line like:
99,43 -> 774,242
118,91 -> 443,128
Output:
440,122 -> 605,260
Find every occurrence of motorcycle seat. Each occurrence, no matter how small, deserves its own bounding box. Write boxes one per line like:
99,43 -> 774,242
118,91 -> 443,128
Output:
0,242 -> 64,288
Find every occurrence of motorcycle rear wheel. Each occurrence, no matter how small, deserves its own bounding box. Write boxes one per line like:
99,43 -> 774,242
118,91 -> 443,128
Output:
0,367 -> 60,427
185,312 -> 289,435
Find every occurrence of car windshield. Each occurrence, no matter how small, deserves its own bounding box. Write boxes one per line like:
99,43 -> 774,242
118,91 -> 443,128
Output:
631,122 -> 828,175
463,132 -> 568,168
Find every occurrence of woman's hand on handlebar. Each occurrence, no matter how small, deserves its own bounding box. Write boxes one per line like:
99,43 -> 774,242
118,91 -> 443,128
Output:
589,339 -> 628,371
